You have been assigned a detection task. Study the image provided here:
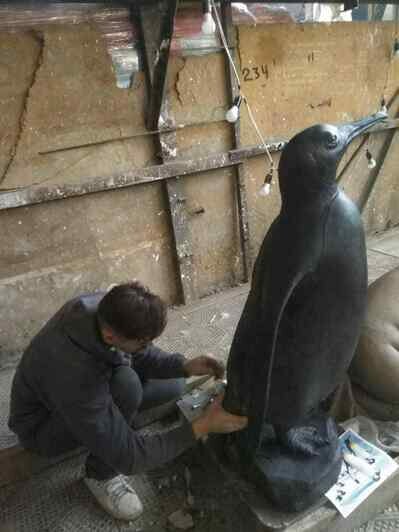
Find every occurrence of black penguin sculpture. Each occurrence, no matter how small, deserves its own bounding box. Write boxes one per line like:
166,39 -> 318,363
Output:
223,111 -> 387,511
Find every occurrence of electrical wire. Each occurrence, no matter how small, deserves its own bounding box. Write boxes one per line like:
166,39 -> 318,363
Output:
210,0 -> 241,90
244,96 -> 275,169
209,0 -> 275,175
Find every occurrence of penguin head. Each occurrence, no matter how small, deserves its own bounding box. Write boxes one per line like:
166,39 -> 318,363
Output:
278,111 -> 387,202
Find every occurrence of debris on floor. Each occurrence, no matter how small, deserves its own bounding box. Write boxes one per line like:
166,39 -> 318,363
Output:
167,509 -> 194,530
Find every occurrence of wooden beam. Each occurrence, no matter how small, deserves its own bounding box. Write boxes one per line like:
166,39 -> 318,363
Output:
221,0 -> 251,283
135,0 -> 178,131
337,84 -> 399,183
36,116 -> 399,158
0,445 -> 84,489
161,112 -> 197,304
0,141 -> 285,211
136,0 -> 197,303
360,113 -> 399,213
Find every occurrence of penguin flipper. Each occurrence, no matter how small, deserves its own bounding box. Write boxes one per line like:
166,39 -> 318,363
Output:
248,268 -> 312,449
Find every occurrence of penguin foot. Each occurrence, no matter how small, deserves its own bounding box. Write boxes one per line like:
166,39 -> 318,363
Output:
279,426 -> 329,457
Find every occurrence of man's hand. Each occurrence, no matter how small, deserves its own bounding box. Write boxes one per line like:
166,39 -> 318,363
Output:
191,393 -> 248,439
183,354 -> 225,379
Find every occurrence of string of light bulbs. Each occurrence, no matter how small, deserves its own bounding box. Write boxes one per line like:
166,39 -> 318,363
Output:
208,0 -> 275,196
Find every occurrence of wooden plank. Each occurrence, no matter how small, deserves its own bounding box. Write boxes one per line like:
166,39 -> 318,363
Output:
359,113 -> 399,213
221,0 -> 251,282
159,150 -> 196,307
0,140 -> 285,211
41,106 -> 390,160
0,445 -> 37,487
160,103 -> 196,304
0,445 -> 83,489
362,131 -> 399,232
135,0 -> 178,131
136,0 -> 196,303
337,95 -> 399,189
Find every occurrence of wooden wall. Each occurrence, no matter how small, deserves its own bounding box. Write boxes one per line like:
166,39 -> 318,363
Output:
0,18 -> 398,363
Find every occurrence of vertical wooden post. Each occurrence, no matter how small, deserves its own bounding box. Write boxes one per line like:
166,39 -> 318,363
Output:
134,0 -> 196,304
159,102 -> 196,304
221,1 -> 251,282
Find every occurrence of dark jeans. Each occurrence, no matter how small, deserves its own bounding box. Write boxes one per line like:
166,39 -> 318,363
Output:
28,366 -> 185,480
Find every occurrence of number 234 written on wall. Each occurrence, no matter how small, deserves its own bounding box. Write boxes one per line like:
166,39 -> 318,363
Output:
242,64 -> 269,82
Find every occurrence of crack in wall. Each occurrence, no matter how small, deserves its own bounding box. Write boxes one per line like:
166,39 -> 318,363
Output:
0,31 -> 45,187
236,26 -> 243,78
174,57 -> 187,107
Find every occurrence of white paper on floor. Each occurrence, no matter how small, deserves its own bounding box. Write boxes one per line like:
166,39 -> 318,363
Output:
325,429 -> 398,518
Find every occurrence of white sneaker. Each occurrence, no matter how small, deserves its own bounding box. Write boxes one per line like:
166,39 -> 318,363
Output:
84,475 -> 143,521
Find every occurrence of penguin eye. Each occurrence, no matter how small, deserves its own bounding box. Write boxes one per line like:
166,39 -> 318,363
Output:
325,133 -> 338,149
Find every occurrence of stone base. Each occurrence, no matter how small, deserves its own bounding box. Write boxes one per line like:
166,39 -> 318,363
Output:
251,440 -> 342,513
205,435 -> 399,532
228,415 -> 342,512
246,457 -> 399,532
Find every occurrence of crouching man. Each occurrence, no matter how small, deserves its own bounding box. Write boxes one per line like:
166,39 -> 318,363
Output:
8,282 -> 247,521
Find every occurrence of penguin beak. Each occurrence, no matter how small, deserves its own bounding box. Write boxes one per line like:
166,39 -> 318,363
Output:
341,111 -> 388,146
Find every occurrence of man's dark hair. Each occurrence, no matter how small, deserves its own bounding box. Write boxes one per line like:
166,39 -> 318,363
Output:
98,281 -> 167,340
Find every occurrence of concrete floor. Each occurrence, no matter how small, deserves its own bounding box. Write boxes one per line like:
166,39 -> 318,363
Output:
1,228 -> 399,532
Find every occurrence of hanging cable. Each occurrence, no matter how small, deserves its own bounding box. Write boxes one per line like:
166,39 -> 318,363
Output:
244,97 -> 275,169
209,0 -> 276,195
210,0 -> 241,90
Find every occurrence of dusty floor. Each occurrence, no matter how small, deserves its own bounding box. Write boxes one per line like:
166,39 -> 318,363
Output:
0,228 -> 399,532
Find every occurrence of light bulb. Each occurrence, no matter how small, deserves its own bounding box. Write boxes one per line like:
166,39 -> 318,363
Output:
225,96 -> 242,123
225,104 -> 240,123
201,12 -> 216,35
259,182 -> 271,197
380,97 -> 387,116
366,149 -> 376,169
